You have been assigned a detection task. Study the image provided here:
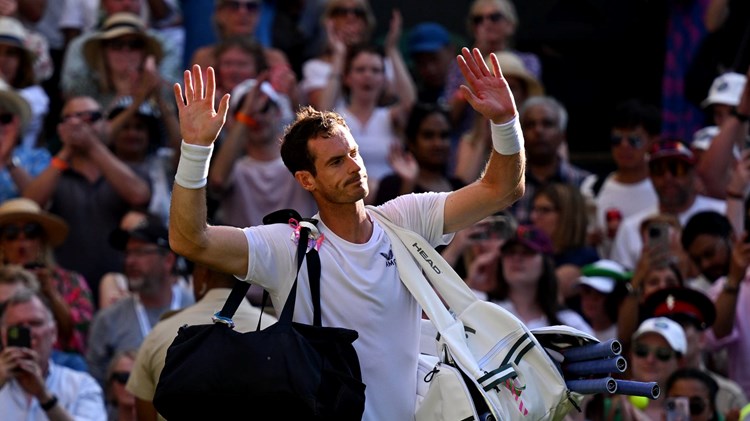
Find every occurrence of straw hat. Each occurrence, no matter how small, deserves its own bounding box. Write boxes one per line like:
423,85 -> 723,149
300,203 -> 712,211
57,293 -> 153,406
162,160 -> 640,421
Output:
493,51 -> 544,97
0,198 -> 69,246
83,13 -> 164,68
0,78 -> 31,130
0,17 -> 34,61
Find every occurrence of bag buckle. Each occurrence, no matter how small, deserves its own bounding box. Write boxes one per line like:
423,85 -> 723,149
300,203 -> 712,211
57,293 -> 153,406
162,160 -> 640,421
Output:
212,312 -> 235,329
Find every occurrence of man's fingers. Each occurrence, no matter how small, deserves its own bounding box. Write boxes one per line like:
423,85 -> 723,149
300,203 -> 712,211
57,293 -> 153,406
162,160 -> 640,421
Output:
460,47 -> 482,79
459,85 -> 478,109
192,64 -> 204,100
489,52 -> 503,79
472,48 -> 492,78
182,70 -> 193,105
217,93 -> 231,121
207,66 -> 217,110
173,83 -> 185,110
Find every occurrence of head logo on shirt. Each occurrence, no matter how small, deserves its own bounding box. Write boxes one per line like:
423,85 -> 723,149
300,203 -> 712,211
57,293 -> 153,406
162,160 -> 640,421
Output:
380,249 -> 395,267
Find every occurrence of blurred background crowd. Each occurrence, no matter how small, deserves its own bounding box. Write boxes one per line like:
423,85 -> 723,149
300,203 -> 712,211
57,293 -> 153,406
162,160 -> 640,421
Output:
0,0 -> 748,420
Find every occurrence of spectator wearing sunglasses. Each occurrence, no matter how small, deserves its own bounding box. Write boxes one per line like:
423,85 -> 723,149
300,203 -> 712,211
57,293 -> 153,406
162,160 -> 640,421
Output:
23,96 -> 151,305
69,13 -> 168,113
443,0 -> 540,146
300,0 -> 373,108
0,198 -> 94,359
581,99 -> 661,259
666,368 -> 721,421
610,140 -> 725,271
190,0 -> 297,104
105,349 -> 137,421
629,316 -> 687,421
0,78 -> 50,203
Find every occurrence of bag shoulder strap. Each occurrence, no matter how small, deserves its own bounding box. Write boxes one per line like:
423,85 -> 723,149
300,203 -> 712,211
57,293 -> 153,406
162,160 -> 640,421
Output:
215,212 -> 322,328
366,207 -> 471,333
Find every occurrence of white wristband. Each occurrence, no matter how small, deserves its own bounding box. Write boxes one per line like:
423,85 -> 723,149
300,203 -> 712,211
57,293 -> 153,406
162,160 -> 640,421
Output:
490,115 -> 523,155
175,140 -> 214,189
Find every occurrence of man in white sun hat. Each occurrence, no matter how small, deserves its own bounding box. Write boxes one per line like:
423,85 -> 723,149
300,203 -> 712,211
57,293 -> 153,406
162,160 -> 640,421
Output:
701,72 -> 747,126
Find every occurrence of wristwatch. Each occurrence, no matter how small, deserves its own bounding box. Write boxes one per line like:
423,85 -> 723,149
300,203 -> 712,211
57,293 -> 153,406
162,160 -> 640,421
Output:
40,395 -> 58,411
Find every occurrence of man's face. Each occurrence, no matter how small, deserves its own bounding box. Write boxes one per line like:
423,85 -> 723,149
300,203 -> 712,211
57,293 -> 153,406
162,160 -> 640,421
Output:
412,49 -> 452,90
686,233 -> 730,282
521,103 -> 564,165
303,126 -> 368,204
649,158 -> 695,213
1,296 -> 56,363
123,238 -> 169,293
610,126 -> 652,171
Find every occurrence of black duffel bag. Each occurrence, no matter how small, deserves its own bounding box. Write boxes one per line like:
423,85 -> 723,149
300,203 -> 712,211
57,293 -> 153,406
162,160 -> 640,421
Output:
153,216 -> 366,420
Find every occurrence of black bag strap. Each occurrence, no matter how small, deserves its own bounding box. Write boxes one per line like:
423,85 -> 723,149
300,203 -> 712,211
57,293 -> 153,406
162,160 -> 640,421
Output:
278,219 -> 323,326
215,209 -> 322,328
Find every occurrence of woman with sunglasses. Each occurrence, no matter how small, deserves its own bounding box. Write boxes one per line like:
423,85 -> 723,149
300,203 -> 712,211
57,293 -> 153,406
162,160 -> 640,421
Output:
629,317 -> 688,421
301,0 -> 374,110
444,0 -> 540,135
666,368 -> 721,421
105,349 -> 137,421
0,198 -> 94,359
191,0 -> 298,105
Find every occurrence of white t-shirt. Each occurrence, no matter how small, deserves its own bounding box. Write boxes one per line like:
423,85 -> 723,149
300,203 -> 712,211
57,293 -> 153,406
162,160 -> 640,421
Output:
594,175 -> 658,231
241,192 -> 452,421
609,195 -> 726,269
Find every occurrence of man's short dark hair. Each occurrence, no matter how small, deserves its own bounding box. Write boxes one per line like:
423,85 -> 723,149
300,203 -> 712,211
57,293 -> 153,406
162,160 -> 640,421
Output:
612,99 -> 661,136
681,211 -> 733,250
280,106 -> 348,176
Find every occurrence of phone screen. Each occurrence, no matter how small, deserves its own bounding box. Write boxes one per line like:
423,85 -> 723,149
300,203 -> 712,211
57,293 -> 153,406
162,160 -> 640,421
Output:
666,397 -> 690,421
6,325 -> 31,348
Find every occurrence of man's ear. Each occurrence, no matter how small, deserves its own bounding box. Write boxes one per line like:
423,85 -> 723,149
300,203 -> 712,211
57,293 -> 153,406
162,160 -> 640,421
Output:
295,171 -> 315,192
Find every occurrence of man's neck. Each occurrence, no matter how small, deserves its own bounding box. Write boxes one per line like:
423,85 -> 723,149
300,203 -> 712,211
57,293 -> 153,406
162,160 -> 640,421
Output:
317,201 -> 373,244
528,156 -> 559,183
613,166 -> 649,184
138,282 -> 173,308
659,194 -> 697,216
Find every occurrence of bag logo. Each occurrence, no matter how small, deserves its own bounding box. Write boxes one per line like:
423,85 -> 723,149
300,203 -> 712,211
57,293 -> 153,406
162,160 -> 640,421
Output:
411,242 -> 441,274
380,249 -> 395,267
